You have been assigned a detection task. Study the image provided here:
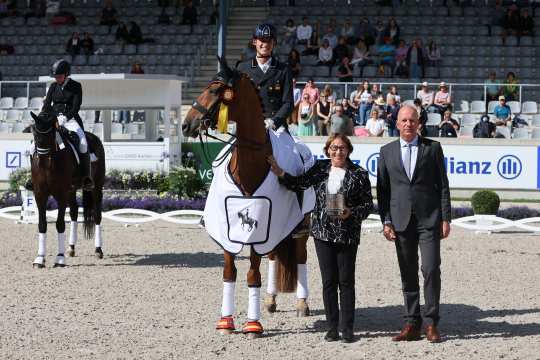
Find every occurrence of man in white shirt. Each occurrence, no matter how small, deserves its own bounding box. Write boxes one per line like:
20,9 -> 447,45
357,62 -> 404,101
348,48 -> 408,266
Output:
364,108 -> 385,136
296,17 -> 313,45
416,82 -> 434,108
322,26 -> 338,49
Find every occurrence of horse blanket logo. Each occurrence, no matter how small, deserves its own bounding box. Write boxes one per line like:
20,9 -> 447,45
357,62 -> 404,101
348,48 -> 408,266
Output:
204,130 -> 313,255
238,208 -> 257,232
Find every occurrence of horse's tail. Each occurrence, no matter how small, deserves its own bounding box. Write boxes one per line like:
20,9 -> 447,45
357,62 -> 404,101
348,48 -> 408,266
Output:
82,190 -> 95,239
275,234 -> 297,293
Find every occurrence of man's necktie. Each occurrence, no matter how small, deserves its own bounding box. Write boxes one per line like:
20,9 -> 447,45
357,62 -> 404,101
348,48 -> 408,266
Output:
404,144 -> 412,180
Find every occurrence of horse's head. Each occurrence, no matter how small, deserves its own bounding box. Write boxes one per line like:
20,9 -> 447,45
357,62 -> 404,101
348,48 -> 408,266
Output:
182,56 -> 247,138
30,111 -> 58,155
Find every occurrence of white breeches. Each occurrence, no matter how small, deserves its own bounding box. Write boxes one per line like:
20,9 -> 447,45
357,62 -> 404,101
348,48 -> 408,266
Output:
63,119 -> 87,153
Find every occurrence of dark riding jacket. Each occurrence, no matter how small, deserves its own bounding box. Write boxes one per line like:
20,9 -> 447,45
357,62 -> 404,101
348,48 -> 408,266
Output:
43,78 -> 84,128
236,56 -> 294,129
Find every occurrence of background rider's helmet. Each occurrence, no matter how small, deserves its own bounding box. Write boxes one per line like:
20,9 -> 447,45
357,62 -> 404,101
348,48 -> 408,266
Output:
253,23 -> 277,42
51,59 -> 71,77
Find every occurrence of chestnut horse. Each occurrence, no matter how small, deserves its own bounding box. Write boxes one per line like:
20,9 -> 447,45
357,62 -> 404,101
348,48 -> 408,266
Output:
30,111 -> 105,268
182,58 -> 310,338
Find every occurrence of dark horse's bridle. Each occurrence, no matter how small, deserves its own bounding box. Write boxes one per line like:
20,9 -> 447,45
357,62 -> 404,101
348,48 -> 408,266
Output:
31,113 -> 59,158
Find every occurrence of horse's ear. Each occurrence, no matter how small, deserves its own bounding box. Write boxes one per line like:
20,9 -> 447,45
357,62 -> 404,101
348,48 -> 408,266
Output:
30,111 -> 39,122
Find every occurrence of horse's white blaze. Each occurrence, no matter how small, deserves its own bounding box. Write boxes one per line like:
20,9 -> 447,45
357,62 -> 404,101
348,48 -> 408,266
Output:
94,224 -> 102,248
296,263 -> 309,299
266,260 -> 277,295
69,221 -> 77,246
57,232 -> 65,255
221,281 -> 235,317
38,233 -> 46,256
247,287 -> 261,321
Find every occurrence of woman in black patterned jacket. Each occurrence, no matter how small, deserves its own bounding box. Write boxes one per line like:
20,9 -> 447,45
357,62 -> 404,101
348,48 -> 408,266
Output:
268,134 -> 373,343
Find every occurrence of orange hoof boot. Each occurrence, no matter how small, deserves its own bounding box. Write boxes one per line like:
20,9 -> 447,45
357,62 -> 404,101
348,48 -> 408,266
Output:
242,321 -> 263,339
216,316 -> 235,335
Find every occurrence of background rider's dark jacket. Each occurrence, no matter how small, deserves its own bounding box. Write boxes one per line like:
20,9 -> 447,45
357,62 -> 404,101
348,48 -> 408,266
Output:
43,78 -> 84,128
236,56 -> 294,129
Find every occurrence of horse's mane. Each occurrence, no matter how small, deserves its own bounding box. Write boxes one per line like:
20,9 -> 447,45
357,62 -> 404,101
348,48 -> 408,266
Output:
212,69 -> 266,115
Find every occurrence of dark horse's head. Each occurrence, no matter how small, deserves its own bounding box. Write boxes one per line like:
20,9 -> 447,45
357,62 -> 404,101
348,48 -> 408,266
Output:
30,111 -> 58,155
182,57 -> 243,138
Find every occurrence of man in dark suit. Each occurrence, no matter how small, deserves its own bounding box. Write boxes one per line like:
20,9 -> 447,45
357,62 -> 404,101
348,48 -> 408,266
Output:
236,23 -> 294,131
376,105 -> 451,343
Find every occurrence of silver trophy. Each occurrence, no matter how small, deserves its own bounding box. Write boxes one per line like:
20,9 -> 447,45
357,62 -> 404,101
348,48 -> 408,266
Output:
326,191 -> 345,217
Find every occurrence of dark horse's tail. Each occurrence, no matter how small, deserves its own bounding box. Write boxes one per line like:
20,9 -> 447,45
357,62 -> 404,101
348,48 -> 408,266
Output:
275,234 -> 297,293
83,190 -> 95,239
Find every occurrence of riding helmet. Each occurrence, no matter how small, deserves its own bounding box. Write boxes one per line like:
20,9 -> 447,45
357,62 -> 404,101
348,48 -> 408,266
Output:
51,59 -> 71,76
253,23 -> 277,41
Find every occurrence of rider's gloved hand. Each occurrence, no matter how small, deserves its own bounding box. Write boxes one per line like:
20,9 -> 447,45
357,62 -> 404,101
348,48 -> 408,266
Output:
264,118 -> 275,130
57,115 -> 68,126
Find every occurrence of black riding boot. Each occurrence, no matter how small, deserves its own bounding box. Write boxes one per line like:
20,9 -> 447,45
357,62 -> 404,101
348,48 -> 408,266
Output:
80,152 -> 94,190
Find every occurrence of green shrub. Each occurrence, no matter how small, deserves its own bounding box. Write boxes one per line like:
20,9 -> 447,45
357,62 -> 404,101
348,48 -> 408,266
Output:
167,166 -> 206,198
471,190 -> 500,215
8,168 -> 31,191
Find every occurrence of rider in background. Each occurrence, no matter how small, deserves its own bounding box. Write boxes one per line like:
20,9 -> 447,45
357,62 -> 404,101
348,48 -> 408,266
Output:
44,59 -> 93,190
237,23 -> 294,131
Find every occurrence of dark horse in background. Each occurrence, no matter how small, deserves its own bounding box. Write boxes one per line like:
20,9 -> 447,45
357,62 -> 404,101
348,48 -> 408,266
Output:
182,58 -> 310,338
30,111 -> 105,268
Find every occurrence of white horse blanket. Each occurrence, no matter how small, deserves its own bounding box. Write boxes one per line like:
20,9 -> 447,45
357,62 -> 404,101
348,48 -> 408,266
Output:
204,129 -> 314,255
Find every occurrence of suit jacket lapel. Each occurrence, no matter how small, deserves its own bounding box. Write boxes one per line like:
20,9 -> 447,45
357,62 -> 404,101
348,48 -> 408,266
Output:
411,137 -> 425,182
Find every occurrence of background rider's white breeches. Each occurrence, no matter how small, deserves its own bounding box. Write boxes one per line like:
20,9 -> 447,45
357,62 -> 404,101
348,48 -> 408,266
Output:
63,119 -> 88,153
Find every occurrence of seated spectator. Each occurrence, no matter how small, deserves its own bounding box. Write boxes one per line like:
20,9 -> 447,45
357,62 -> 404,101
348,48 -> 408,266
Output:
297,93 -> 315,136
416,81 -> 434,108
317,39 -> 334,75
131,61 -> 144,74
365,108 -> 385,137
316,93 -> 332,136
302,22 -> 320,56
329,104 -> 354,136
100,0 -> 118,33
302,78 -> 320,105
350,39 -> 371,78
473,114 -> 496,138
336,57 -> 353,82
501,4 -> 520,46
433,82 -> 451,114
340,18 -> 356,45
357,17 -> 375,49
288,49 -> 301,78
413,98 -> 428,136
426,39 -> 441,78
374,20 -> 386,46
385,94 -> 400,137
322,26 -> 338,49
519,9 -> 534,43
485,71 -> 501,101
116,22 -> 130,43
333,36 -> 350,64
438,110 -> 459,138
376,37 -> 396,77
81,32 -> 94,56
502,71 -> 518,101
384,17 -> 400,46
341,98 -> 355,119
390,40 -> 406,77
128,21 -> 143,45
182,0 -> 197,32
282,19 -> 297,47
386,85 -> 401,104
296,17 -> 313,45
493,95 -> 512,126
66,32 -> 81,57
406,39 -> 424,80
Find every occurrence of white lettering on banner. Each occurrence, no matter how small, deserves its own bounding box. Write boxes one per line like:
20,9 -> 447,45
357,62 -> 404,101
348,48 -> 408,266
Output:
305,143 -> 540,190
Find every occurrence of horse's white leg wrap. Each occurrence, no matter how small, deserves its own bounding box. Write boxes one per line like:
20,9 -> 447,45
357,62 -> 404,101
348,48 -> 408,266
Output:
266,260 -> 277,295
57,232 -> 65,254
296,263 -> 309,299
38,233 -> 46,256
69,221 -> 77,246
221,281 -> 235,317
95,224 -> 102,248
247,287 -> 261,321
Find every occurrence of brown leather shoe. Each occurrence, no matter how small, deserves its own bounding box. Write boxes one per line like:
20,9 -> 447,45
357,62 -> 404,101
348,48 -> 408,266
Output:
392,324 -> 422,341
425,325 -> 442,343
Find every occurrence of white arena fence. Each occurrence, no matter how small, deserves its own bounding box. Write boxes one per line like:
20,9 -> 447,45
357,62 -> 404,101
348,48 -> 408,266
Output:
1,205 -> 539,234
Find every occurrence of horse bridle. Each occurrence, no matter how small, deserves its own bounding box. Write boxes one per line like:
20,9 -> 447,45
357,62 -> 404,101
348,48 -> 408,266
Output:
32,119 -> 58,156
